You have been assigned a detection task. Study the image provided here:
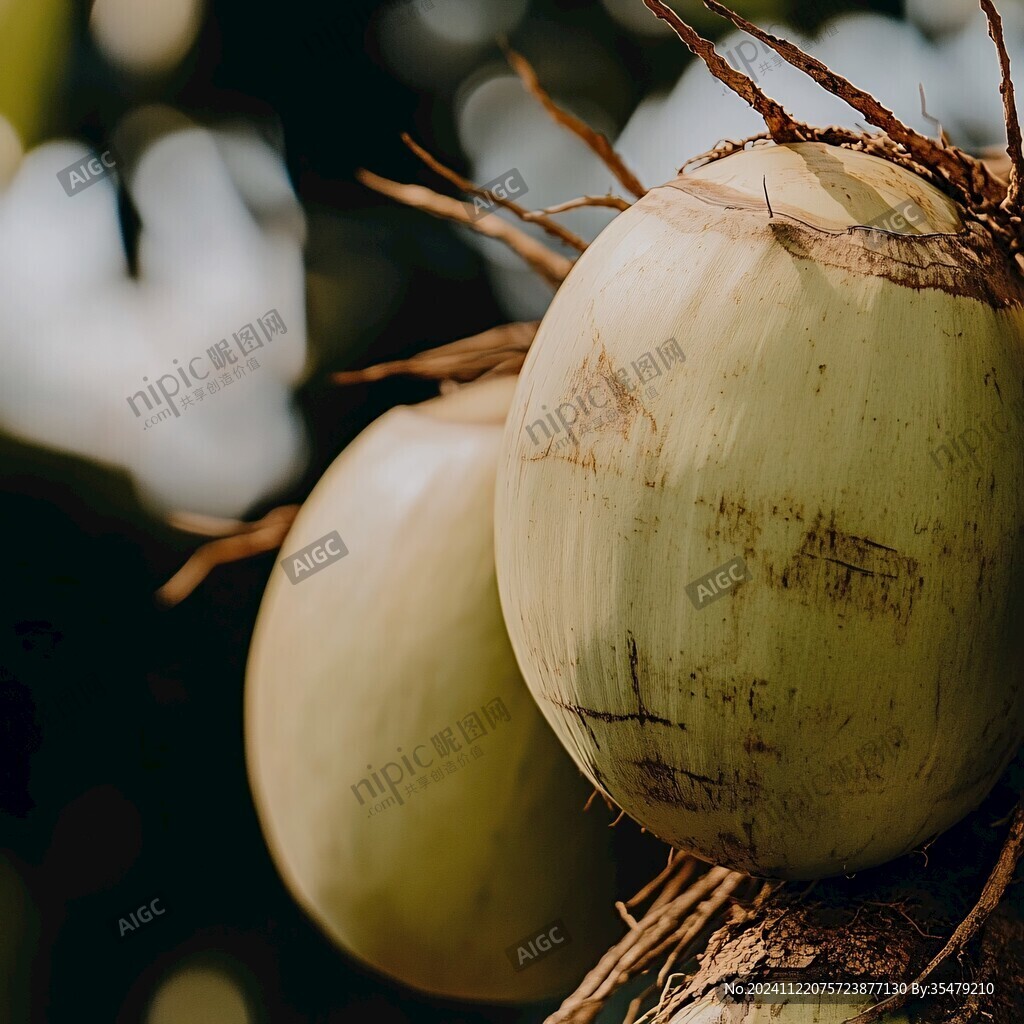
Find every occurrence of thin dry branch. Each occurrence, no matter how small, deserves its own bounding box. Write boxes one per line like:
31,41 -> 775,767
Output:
166,511 -> 251,538
646,859 -> 703,915
534,195 -> 632,215
696,0 -> 1004,208
332,321 -> 538,386
357,170 -> 573,287
980,0 -> 1024,210
919,84 -> 952,148
627,852 -> 695,909
401,133 -> 589,253
501,43 -> 647,199
641,0 -> 809,145
625,986 -> 657,1024
157,504 -> 300,606
543,860 -> 758,1024
588,869 -> 745,1005
617,869 -> 737,982
843,802 -> 1024,1024
656,873 -> 747,985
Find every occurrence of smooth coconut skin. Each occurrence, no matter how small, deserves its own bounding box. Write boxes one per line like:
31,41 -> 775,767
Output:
245,375 -> 621,1001
495,141 -> 1024,880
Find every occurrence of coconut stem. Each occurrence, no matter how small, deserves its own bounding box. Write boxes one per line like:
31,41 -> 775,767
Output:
400,133 -> 590,253
501,42 -> 648,199
696,0 -> 1004,211
980,0 -> 1024,212
842,802 -> 1024,1024
641,0 -> 809,145
356,169 -> 573,286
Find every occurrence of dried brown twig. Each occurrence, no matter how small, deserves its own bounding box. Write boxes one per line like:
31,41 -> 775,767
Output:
157,505 -> 300,606
980,0 -> 1024,211
332,321 -> 538,386
641,0 -> 1024,260
699,1 -> 983,188
543,853 -> 760,1024
159,321 -> 540,606
401,134 -> 589,253
642,0 -> 810,145
693,0 -> 1008,216
359,47 -> 644,292
501,42 -> 647,199
357,170 -> 573,287
535,195 -> 632,215
919,84 -> 952,148
843,803 -> 1024,1024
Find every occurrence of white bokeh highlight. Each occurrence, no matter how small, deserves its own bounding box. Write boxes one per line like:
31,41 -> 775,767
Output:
0,121 -> 309,518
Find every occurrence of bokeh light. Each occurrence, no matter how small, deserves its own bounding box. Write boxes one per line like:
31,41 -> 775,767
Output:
146,961 -> 253,1024
89,0 -> 205,75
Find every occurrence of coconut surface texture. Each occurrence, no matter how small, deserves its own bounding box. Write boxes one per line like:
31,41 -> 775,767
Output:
246,375 -> 621,1001
495,141 -> 1024,880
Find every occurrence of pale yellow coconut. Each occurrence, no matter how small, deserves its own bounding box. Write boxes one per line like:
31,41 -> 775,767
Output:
246,375 -> 621,1001
495,142 -> 1024,879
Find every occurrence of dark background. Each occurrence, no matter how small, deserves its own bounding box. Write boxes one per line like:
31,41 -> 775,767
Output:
0,0 -> 894,1020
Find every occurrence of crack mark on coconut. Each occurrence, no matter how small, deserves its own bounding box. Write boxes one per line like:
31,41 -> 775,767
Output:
628,752 -> 726,813
657,174 -> 963,248
627,630 -> 654,722
809,555 -> 898,580
764,517 -> 923,643
546,695 -> 686,731
652,176 -> 1024,307
545,633 -> 688,733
